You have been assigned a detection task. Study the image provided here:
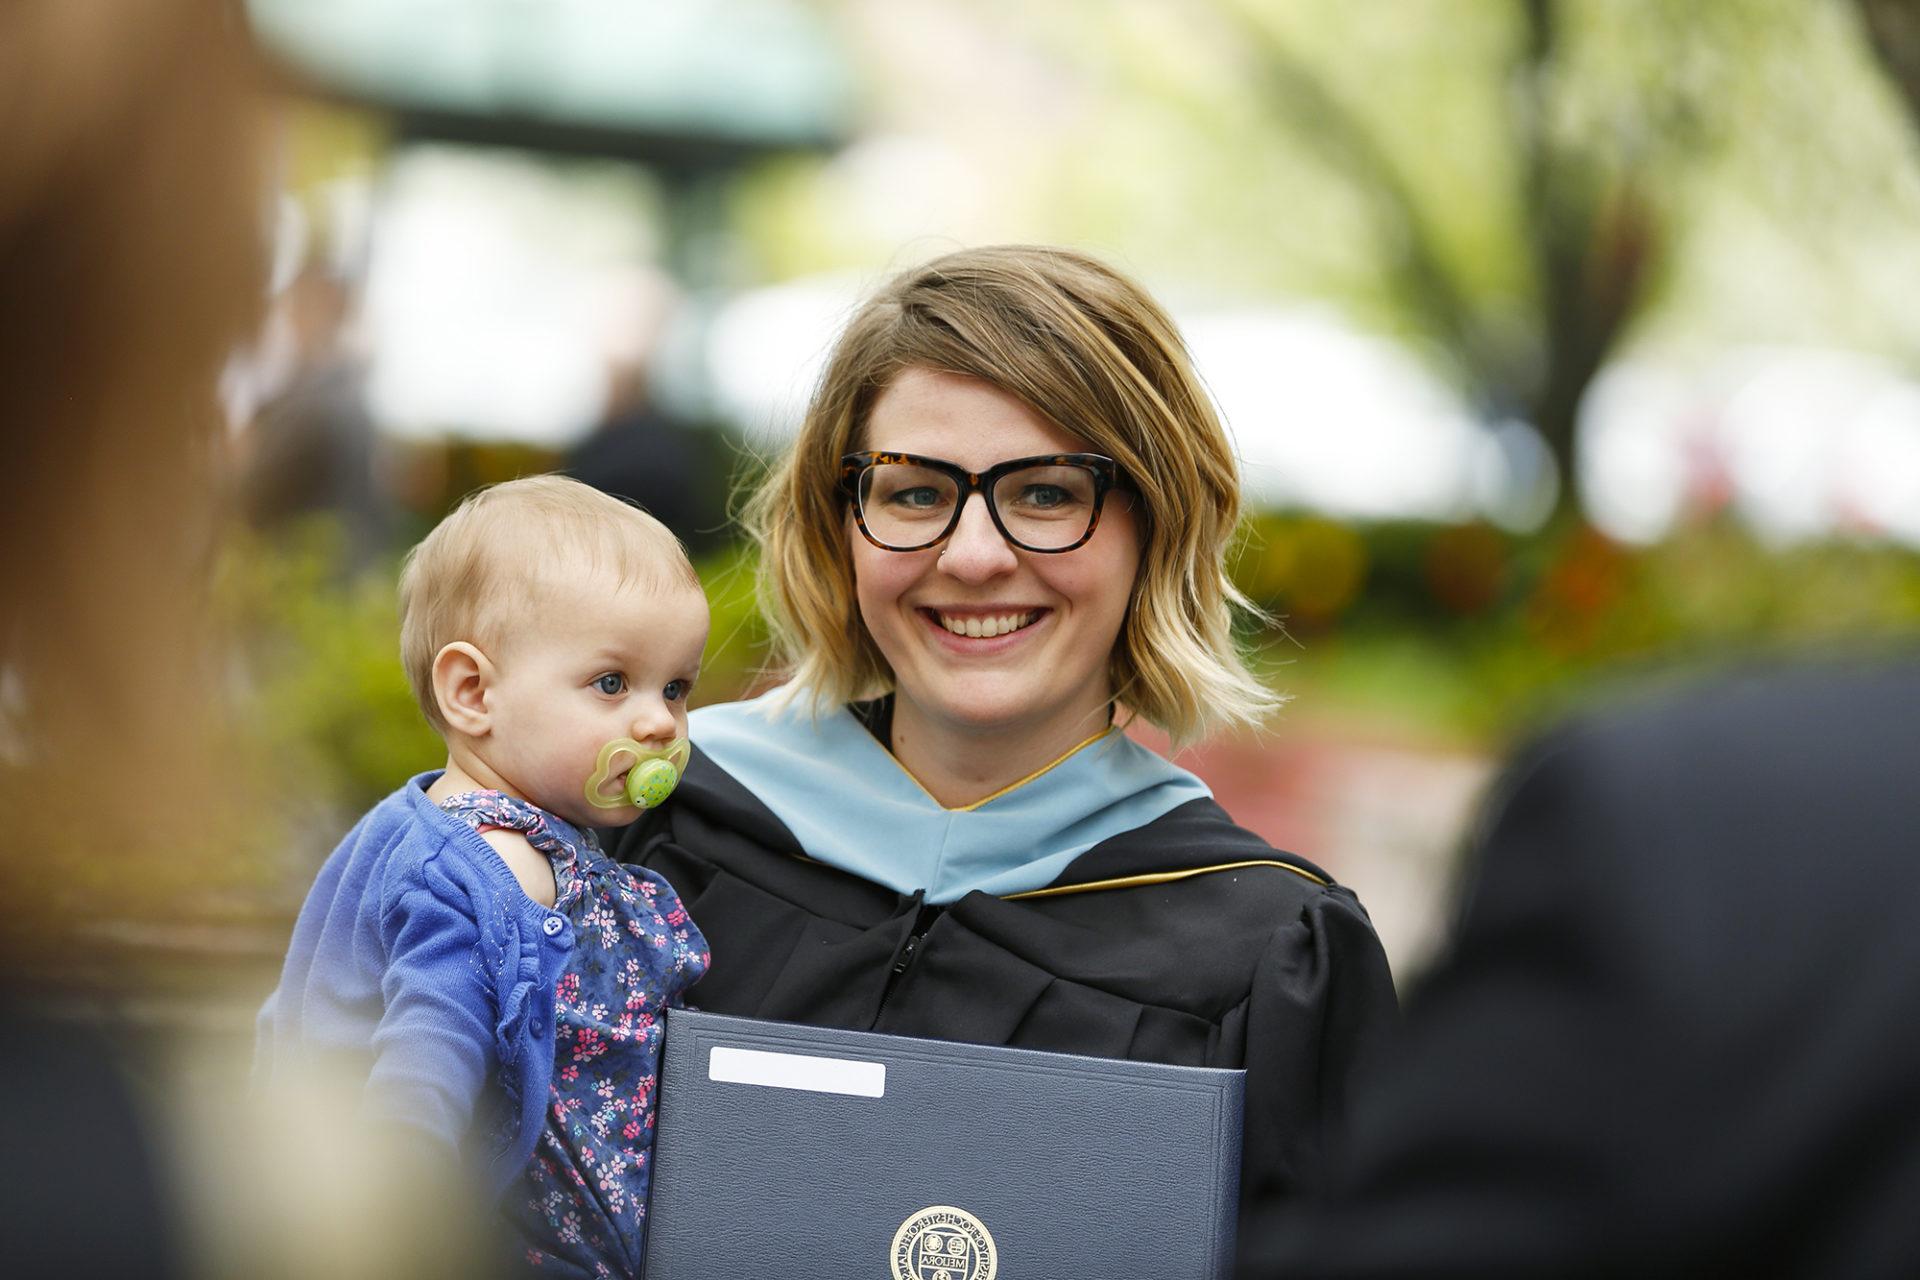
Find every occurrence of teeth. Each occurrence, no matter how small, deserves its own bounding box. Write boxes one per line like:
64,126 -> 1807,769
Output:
937,611 -> 1035,639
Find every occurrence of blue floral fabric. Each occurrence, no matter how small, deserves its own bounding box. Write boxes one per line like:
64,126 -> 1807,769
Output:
440,791 -> 708,1278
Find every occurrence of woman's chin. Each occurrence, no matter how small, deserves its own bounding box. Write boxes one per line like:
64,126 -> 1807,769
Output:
898,680 -> 1110,747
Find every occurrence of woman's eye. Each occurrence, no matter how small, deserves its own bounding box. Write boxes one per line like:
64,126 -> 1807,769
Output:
592,673 -> 626,696
1018,484 -> 1073,509
887,486 -> 944,509
663,679 -> 691,702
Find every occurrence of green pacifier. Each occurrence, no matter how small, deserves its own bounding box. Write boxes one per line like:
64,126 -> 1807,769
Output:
585,737 -> 691,811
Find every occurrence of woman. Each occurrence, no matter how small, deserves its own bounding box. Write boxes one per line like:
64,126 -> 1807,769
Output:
615,245 -> 1397,1210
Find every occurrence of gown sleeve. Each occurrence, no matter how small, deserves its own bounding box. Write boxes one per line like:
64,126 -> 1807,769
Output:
1237,883 -> 1400,1205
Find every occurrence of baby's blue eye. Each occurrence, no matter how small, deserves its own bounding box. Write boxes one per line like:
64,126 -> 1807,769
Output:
664,679 -> 691,702
593,673 -> 626,696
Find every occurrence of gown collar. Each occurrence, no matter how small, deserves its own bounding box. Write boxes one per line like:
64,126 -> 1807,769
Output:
689,688 -> 1211,903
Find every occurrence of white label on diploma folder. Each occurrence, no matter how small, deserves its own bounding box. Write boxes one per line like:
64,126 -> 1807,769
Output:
708,1045 -> 888,1098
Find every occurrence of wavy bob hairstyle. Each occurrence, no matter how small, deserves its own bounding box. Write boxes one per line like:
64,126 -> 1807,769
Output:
745,244 -> 1278,745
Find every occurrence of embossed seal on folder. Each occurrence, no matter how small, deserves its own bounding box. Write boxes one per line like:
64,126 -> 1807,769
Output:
891,1205 -> 997,1280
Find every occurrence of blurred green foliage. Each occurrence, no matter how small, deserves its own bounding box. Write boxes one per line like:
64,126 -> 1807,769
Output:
1232,511 -> 1920,740
211,509 -> 1920,855
213,519 -> 779,832
756,1 -> 1920,528
215,520 -> 443,819
693,538 -> 777,703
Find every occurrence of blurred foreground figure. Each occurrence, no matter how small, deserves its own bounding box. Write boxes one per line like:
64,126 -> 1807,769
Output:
1242,656 -> 1920,1279
0,4 -> 494,1277
0,4 -> 262,1276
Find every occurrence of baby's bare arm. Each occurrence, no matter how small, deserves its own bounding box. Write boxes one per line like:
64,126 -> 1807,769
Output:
477,827 -> 557,908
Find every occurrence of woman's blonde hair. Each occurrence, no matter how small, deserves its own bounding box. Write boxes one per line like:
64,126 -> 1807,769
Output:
398,474 -> 700,734
745,244 -> 1278,745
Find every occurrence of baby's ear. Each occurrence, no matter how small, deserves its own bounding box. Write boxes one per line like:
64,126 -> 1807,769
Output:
431,642 -> 493,737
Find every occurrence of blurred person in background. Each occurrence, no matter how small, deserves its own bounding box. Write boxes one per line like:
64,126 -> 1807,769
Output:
565,267 -> 731,558
239,262 -> 390,569
0,3 -> 492,1276
614,244 -> 1400,1236
1240,655 -> 1920,1278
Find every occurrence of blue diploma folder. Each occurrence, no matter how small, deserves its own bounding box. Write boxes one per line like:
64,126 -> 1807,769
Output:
642,1008 -> 1244,1279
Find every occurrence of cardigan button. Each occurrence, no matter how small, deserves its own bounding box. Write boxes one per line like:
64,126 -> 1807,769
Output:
542,915 -> 565,937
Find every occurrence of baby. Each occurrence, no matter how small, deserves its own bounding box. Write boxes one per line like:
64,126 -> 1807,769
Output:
256,474 -> 711,1276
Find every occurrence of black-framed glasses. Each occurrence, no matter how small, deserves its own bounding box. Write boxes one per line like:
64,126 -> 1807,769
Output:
839,451 -> 1128,553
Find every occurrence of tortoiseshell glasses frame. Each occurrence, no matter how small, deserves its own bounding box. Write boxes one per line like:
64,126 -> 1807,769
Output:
838,451 -> 1129,554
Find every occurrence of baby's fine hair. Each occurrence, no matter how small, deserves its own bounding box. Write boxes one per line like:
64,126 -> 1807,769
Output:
399,474 -> 700,734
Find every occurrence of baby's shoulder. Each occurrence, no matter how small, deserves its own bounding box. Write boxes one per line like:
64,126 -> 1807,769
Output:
472,826 -> 558,909
358,814 -> 535,958
348,788 -> 507,903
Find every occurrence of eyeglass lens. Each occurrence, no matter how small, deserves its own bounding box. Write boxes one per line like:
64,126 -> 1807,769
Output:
857,461 -> 1100,550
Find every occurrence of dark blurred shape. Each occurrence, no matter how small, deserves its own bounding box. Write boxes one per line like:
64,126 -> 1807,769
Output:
0,1007 -> 179,1279
1423,523 -> 1510,617
1857,0 -> 1920,132
1241,654 -> 1920,1278
241,265 -> 390,567
565,360 -> 733,558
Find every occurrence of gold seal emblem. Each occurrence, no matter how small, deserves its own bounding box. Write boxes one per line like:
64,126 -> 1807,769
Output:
890,1205 -> 997,1280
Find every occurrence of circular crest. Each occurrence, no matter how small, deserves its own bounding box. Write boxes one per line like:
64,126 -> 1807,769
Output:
889,1205 -> 997,1280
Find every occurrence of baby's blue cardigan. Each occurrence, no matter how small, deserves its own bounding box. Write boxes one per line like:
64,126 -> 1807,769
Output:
255,772 -> 576,1198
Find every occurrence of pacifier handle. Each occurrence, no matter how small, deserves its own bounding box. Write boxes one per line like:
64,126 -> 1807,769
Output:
585,737 -> 691,811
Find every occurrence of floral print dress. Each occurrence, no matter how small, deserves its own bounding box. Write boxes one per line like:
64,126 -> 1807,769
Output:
441,791 -> 709,1278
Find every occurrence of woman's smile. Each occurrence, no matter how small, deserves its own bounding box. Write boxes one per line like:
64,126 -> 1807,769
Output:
920,606 -> 1045,643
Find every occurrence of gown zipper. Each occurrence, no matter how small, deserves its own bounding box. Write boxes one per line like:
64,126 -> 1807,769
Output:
876,902 -> 942,1020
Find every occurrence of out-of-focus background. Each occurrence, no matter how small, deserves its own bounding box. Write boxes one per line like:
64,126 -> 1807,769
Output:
18,4 -> 1920,1256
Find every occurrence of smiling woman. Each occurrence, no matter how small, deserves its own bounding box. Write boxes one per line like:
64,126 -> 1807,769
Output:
613,245 -> 1398,1242
846,369 -> 1143,803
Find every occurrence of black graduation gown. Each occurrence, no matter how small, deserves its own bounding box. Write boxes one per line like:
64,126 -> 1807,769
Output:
612,741 -> 1400,1216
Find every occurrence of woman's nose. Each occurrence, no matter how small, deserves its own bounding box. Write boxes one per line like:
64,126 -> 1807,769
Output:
936,494 -> 1018,581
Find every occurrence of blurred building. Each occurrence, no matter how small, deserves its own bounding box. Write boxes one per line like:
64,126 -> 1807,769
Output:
246,0 -> 851,524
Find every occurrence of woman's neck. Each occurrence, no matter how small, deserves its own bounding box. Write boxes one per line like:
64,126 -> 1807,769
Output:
886,696 -> 1115,809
